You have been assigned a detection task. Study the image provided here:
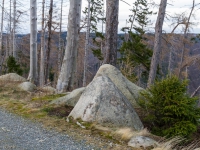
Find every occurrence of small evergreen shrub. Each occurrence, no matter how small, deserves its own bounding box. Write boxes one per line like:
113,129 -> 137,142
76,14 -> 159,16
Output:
139,75 -> 200,138
6,56 -> 23,76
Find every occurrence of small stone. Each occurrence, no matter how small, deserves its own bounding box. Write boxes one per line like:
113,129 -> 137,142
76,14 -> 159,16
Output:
109,142 -> 113,147
128,136 -> 158,148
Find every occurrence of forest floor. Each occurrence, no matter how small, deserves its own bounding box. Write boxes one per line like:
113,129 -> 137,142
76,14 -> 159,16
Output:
0,81 -> 200,150
0,81 -> 136,150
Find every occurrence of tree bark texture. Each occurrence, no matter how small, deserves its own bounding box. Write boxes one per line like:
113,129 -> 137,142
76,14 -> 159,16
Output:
9,0 -> 12,56
40,0 -> 45,87
13,0 -> 16,58
0,0 -> 5,74
103,0 -> 119,66
58,0 -> 63,73
45,0 -> 53,84
0,0 -> 5,59
147,0 -> 167,88
56,0 -> 82,92
28,0 -> 38,84
83,0 -> 91,87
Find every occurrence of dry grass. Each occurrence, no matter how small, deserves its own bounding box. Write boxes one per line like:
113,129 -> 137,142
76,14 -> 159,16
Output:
152,137 -> 200,150
114,128 -> 150,141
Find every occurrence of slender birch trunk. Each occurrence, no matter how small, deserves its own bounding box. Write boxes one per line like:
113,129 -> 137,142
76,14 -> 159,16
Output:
6,34 -> 8,58
103,0 -> 119,66
57,0 -> 82,92
58,0 -> 63,72
40,0 -> 45,87
0,0 -> 5,74
168,47 -> 172,75
83,0 -> 91,87
45,0 -> 53,84
9,0 -> 12,56
178,0 -> 195,78
13,0 -> 16,58
28,0 -> 38,84
0,0 -> 5,59
147,0 -> 167,88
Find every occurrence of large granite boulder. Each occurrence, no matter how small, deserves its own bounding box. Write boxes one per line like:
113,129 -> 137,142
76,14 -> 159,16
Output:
68,76 -> 143,130
94,64 -> 144,108
0,73 -> 26,82
18,82 -> 36,92
50,87 -> 85,106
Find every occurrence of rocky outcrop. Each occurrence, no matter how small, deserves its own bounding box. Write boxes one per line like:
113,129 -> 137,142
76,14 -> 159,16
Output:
128,136 -> 158,148
18,82 -> 36,92
0,73 -> 26,82
68,76 -> 143,130
94,64 -> 144,108
50,87 -> 85,106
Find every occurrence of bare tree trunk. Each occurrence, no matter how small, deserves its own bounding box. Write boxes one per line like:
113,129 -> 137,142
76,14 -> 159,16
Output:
40,0 -> 45,87
103,0 -> 119,66
83,0 -> 91,87
56,0 -> 82,92
0,0 -> 5,59
147,0 -> 167,88
178,0 -> 195,78
100,0 -> 105,63
13,0 -> 16,58
58,0 -> 63,73
6,33 -> 8,58
28,0 -> 38,84
168,47 -> 172,75
45,0 -> 53,84
0,0 -> 5,74
9,0 -> 12,56
191,85 -> 200,97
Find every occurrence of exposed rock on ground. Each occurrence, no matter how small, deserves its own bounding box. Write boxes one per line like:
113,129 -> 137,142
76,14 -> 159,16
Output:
68,76 -> 143,130
0,73 -> 26,82
128,136 -> 158,148
40,86 -> 56,94
94,64 -> 144,108
18,82 -> 36,92
50,87 -> 85,107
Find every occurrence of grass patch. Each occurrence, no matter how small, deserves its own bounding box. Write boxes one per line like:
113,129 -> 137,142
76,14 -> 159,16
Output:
42,105 -> 73,118
0,82 -> 132,150
32,94 -> 66,101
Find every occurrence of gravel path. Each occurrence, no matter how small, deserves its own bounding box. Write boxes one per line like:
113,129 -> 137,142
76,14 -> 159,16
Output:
0,109 -> 97,150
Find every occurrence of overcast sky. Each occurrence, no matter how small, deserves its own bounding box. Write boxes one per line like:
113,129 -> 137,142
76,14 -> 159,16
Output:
3,0 -> 200,34
116,0 -> 200,33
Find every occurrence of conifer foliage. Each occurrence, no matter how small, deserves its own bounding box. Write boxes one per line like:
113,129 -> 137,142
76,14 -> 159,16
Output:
119,0 -> 153,84
139,75 -> 200,138
6,56 -> 23,75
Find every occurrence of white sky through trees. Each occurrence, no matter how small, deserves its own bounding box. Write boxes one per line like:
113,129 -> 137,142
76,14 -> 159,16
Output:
1,0 -> 200,34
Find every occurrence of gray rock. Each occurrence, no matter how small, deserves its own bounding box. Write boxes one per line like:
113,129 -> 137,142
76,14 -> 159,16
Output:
50,87 -> 85,106
94,64 -> 144,108
0,73 -> 26,82
128,136 -> 158,148
68,76 -> 143,130
41,86 -> 56,94
18,82 -> 36,92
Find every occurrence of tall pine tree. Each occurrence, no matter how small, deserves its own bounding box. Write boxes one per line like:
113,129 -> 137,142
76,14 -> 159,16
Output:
119,0 -> 153,86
